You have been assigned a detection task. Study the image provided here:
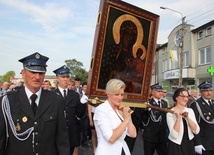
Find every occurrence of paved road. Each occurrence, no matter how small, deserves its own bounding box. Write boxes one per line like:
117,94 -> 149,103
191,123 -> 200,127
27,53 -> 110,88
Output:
78,140 -> 94,155
132,129 -> 145,155
79,129 -> 157,155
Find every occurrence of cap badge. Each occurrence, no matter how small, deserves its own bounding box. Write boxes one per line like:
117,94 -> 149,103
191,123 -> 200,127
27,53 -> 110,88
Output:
35,53 -> 40,59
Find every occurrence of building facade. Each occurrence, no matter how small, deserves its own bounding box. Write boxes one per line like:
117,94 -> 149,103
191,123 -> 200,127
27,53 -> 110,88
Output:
153,20 -> 214,93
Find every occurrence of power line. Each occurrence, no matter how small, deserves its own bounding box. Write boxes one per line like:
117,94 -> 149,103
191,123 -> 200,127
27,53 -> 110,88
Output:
158,2 -> 214,44
187,8 -> 214,24
186,2 -> 214,18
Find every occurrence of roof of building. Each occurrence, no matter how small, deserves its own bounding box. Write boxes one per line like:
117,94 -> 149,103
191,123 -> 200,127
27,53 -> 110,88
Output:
192,20 -> 214,33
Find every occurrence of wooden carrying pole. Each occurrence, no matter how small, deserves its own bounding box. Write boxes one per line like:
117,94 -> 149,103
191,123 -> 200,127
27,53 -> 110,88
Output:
87,98 -> 188,117
87,98 -> 172,112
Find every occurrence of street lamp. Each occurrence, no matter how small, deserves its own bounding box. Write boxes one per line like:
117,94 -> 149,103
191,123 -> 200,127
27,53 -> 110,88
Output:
160,6 -> 185,87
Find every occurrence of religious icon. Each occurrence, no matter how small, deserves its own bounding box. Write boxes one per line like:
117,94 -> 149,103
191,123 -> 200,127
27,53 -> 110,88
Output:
87,0 -> 159,102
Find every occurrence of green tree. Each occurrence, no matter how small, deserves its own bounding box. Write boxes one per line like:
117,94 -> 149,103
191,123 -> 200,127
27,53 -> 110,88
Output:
65,59 -> 88,82
0,75 -> 2,84
2,71 -> 16,83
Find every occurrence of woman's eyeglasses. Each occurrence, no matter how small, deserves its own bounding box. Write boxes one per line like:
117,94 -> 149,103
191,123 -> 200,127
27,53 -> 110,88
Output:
179,95 -> 189,99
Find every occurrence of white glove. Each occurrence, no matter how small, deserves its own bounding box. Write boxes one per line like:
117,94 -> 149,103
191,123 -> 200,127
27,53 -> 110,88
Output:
80,94 -> 88,104
195,145 -> 205,154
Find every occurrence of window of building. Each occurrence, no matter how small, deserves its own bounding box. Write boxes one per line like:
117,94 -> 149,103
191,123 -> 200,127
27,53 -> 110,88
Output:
187,80 -> 195,85
199,46 -> 211,65
184,51 -> 190,67
198,31 -> 203,39
170,58 -> 179,70
163,59 -> 168,72
206,27 -> 212,36
161,47 -> 167,55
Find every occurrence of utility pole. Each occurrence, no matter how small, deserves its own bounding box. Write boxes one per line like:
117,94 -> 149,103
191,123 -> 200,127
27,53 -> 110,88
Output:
160,7 -> 185,87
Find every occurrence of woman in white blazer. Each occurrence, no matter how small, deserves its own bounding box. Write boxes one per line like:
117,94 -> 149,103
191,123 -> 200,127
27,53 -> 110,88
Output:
167,88 -> 200,155
94,79 -> 136,155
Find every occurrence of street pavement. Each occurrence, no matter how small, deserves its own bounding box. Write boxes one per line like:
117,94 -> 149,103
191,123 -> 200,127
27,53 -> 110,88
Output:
78,140 -> 94,155
79,129 -> 158,155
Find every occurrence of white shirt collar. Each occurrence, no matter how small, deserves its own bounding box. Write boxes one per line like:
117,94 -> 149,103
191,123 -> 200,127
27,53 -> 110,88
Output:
153,98 -> 161,105
203,98 -> 211,105
25,86 -> 42,106
58,86 -> 68,96
82,90 -> 86,95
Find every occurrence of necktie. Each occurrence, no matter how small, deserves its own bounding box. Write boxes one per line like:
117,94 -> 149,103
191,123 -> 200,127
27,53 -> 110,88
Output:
208,100 -> 212,107
155,101 -> 161,119
158,101 -> 161,106
63,89 -> 67,99
30,94 -> 37,115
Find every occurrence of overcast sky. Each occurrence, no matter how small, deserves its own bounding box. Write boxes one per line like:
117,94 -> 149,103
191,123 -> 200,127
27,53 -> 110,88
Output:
0,0 -> 214,78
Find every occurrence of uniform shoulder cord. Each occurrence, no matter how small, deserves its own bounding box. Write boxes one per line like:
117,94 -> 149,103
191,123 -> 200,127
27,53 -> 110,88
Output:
2,95 -> 34,141
196,101 -> 214,124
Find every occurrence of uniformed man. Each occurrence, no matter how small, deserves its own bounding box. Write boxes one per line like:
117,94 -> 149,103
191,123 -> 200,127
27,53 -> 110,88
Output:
142,83 -> 168,155
53,65 -> 86,154
74,77 -> 82,95
190,81 -> 214,155
0,52 -> 70,155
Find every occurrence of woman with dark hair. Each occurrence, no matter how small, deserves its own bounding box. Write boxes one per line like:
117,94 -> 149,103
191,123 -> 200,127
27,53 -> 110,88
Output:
167,88 -> 200,155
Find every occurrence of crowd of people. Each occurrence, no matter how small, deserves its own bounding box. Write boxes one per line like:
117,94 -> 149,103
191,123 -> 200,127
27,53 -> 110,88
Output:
0,52 -> 91,155
0,52 -> 214,155
0,81 -> 24,97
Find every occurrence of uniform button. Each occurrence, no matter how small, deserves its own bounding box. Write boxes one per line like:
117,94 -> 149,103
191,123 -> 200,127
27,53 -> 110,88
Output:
36,153 -> 39,155
50,116 -> 53,119
36,143 -> 38,145
35,132 -> 38,135
34,122 -> 37,125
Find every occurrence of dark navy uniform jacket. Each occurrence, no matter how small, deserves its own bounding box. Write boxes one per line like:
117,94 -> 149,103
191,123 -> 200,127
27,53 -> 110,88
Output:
142,98 -> 168,143
0,86 -> 70,155
55,88 -> 85,147
190,97 -> 214,151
